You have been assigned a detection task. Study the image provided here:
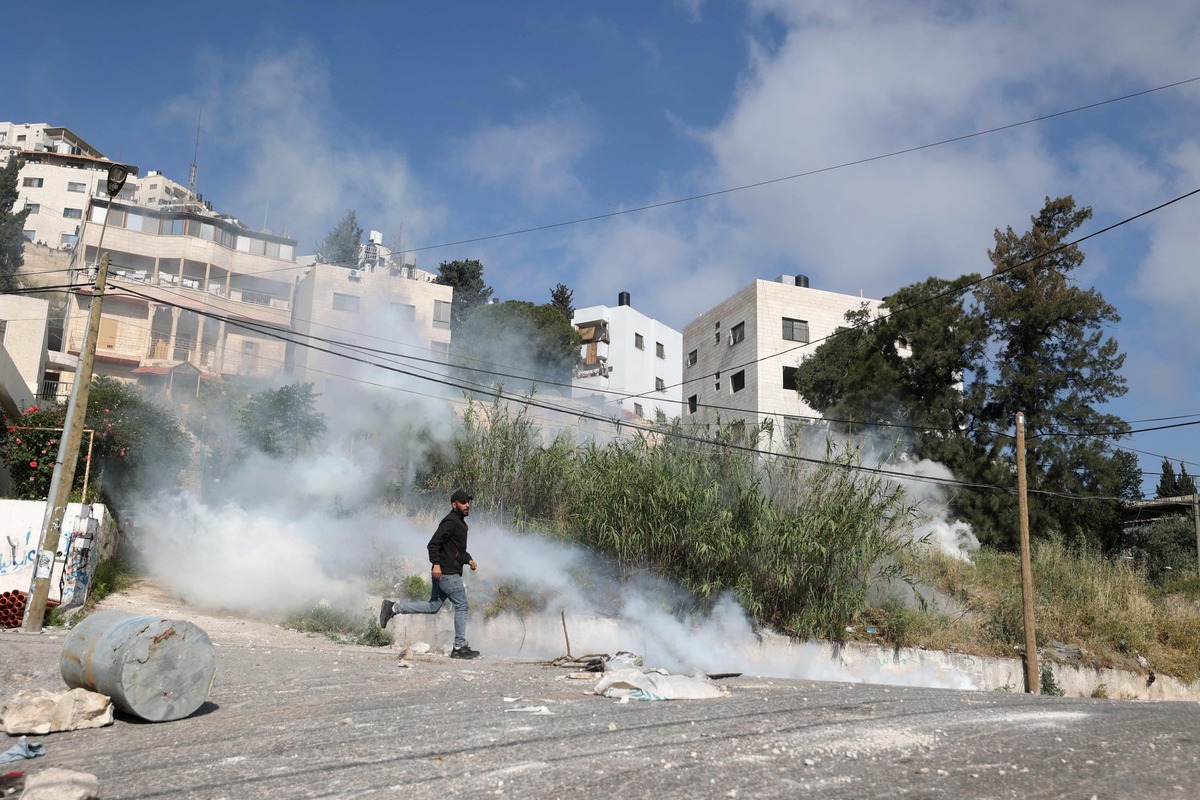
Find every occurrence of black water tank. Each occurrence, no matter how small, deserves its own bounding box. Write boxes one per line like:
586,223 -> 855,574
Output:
796,275 -> 810,288
618,291 -> 631,306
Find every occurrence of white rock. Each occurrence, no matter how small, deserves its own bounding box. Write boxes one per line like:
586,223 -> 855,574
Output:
0,688 -> 113,735
20,767 -> 100,800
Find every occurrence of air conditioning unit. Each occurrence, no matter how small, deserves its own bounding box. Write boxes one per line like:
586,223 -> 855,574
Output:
348,269 -> 361,281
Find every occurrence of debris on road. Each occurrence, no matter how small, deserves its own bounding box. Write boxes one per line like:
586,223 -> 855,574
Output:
19,766 -> 99,800
0,688 -> 113,735
594,668 -> 727,702
0,742 -> 44,763
60,610 -> 216,722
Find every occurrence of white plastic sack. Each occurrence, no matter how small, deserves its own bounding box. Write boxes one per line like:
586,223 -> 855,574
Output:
594,668 -> 726,701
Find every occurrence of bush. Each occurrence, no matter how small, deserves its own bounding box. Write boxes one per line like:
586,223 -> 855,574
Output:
283,604 -> 393,647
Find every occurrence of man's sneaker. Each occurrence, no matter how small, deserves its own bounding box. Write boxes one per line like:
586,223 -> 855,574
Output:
379,598 -> 396,629
450,644 -> 480,659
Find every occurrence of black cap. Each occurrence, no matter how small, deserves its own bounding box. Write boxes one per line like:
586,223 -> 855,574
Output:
450,489 -> 473,504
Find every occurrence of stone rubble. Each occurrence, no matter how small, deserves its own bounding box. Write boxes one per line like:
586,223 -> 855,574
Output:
0,688 -> 113,735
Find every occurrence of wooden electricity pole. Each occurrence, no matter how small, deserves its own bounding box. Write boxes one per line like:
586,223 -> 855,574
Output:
1015,412 -> 1039,693
23,164 -> 128,632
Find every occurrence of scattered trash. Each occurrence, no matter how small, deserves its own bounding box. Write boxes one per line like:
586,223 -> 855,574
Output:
0,771 -> 26,797
502,697 -> 523,703
396,659 -> 412,669
865,627 -> 878,635
845,626 -> 857,633
595,668 -> 727,701
504,706 -> 553,715
409,642 -> 431,655
606,651 -> 644,670
0,742 -> 44,764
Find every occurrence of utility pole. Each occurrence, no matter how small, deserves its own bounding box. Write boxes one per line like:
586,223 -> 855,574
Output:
1015,412 -> 1039,693
23,164 -> 129,632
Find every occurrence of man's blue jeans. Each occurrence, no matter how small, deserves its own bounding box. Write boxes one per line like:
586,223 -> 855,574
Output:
393,573 -> 469,649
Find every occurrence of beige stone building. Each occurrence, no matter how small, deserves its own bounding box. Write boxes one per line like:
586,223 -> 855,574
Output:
61,198 -> 301,398
288,247 -> 453,409
681,276 -> 886,444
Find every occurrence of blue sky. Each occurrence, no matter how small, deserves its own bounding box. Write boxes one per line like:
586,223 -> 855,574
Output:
5,0 -> 1200,492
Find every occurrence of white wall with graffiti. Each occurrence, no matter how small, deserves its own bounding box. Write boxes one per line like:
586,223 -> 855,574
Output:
0,500 -> 117,606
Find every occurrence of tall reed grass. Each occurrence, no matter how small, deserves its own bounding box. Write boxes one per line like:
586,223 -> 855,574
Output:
427,399 -> 920,640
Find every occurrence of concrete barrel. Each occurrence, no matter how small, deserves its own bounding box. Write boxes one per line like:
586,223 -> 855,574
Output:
59,610 -> 218,722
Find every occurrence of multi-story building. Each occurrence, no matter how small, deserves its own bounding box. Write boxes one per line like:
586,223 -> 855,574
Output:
288,233 -> 453,409
2,122 -> 211,254
0,122 -> 137,251
0,295 -> 49,419
681,275 -> 885,442
572,292 -> 682,421
61,198 -> 300,395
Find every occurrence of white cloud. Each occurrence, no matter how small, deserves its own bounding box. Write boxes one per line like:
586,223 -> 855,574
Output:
162,43 -> 443,254
561,1 -> 1200,337
452,101 -> 599,210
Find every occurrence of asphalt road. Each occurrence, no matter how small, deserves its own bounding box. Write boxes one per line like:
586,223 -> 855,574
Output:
2,620 -> 1197,799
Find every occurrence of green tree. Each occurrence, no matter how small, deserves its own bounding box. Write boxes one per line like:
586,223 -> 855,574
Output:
0,157 -> 31,292
315,210 -> 363,268
1155,459 -> 1196,498
972,196 -> 1130,546
238,383 -> 326,459
795,276 -> 986,463
85,377 -> 191,500
435,259 -> 493,329
550,283 -> 575,320
452,300 -> 581,393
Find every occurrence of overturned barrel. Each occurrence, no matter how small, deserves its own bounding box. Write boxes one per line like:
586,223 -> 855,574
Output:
60,610 -> 217,722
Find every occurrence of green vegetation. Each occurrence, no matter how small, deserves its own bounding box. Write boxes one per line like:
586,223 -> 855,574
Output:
794,196 -> 1135,549
423,396 -> 1200,682
0,156 -> 31,292
1040,664 -> 1065,696
401,574 -> 430,600
283,604 -> 394,647
87,555 -> 138,607
429,398 -> 921,642
237,382 -> 327,459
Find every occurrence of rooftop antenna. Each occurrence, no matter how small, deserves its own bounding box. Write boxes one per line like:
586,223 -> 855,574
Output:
188,111 -> 201,207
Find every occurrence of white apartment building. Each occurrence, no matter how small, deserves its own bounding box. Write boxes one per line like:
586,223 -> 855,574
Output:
2,122 -> 209,253
572,292 -> 682,421
0,122 -> 136,251
289,234 -> 453,409
0,295 -> 50,419
61,198 -> 300,396
681,275 -> 884,442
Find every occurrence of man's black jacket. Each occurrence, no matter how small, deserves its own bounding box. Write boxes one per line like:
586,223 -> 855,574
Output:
427,508 -> 472,575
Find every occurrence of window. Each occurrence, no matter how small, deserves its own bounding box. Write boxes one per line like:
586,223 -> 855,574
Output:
332,293 -> 360,313
656,342 -> 665,359
714,321 -> 721,345
393,303 -> 416,321
0,320 -> 7,343
63,208 -> 83,219
433,299 -> 452,328
23,230 -> 35,241
60,233 -> 77,247
730,321 -> 745,345
782,317 -> 809,343
782,366 -> 798,391
635,333 -> 644,350
687,349 -> 697,367
67,182 -> 86,193
633,403 -> 644,417
688,395 -> 698,414
731,370 -> 746,392
430,340 -> 450,362
25,203 -> 39,215
714,370 -> 720,391
23,177 -> 43,188
656,377 -> 666,393
16,135 -> 26,143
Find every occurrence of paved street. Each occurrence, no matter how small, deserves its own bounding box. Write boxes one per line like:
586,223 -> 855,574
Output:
2,595 -> 1197,800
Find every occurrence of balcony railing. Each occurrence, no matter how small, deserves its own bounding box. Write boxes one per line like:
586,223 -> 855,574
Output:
40,379 -> 73,403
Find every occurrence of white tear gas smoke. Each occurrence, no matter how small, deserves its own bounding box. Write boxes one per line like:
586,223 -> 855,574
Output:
126,317 -> 983,690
